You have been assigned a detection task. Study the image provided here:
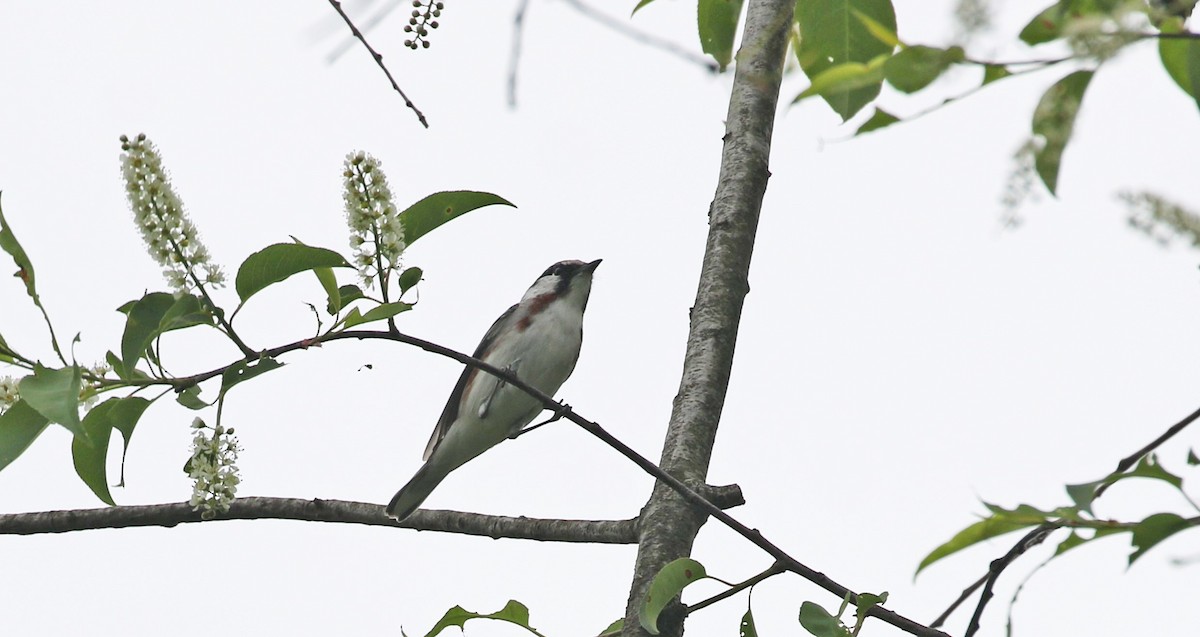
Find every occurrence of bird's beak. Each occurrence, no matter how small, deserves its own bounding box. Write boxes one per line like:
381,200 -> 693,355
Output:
584,259 -> 602,272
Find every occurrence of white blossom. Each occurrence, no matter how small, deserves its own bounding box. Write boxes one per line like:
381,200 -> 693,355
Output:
343,151 -> 406,287
185,417 -> 242,519
0,376 -> 19,415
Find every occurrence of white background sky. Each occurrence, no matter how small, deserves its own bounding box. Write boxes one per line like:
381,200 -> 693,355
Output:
2,1 -> 1199,636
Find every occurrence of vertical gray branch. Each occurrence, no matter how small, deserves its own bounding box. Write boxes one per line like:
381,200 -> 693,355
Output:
620,1 -> 794,635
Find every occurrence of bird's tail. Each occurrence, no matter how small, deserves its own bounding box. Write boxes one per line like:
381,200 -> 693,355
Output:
385,462 -> 451,521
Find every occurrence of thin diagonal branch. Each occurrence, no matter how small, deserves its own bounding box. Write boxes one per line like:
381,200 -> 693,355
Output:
560,0 -> 719,72
328,0 -> 429,128
507,0 -> 532,107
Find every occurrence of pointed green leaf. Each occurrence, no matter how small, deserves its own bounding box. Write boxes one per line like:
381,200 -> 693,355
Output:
72,398 -> 120,505
109,396 -> 151,486
983,64 -> 1012,85
0,332 -> 14,364
1187,448 -> 1199,466
598,618 -> 624,637
1019,3 -> 1067,45
1032,70 -> 1094,195
314,267 -> 341,313
917,504 -> 1051,574
640,558 -> 708,634
1068,454 -> 1185,513
854,108 -> 900,135
0,400 -> 51,472
631,0 -> 656,15
795,0 -> 896,120
18,364 -> 83,438
852,8 -> 900,48
799,601 -> 850,637
234,243 -> 351,304
0,196 -> 40,302
344,302 -> 413,328
1159,17 -> 1200,111
1054,527 -> 1123,556
398,191 -> 515,248
853,591 -> 888,628
698,0 -> 744,72
796,57 -> 888,102
119,292 -> 175,378
1129,512 -> 1192,564
219,357 -> 283,397
422,600 -> 538,637
159,294 -> 214,332
884,45 -> 964,93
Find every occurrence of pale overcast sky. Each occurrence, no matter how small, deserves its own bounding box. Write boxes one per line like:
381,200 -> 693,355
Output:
2,2 -> 1199,636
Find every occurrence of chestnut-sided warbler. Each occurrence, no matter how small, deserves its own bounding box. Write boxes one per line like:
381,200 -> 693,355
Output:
386,259 -> 602,521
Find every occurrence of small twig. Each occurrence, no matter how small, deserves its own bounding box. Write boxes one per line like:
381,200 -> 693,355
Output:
510,402 -> 571,439
685,560 -> 786,615
560,0 -> 719,72
507,0 -> 532,108
327,0 -> 430,128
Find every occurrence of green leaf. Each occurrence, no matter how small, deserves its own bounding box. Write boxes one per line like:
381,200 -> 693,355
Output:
597,618 -> 624,637
329,284 -> 365,315
1019,3 -> 1067,45
398,191 -> 515,248
343,302 -> 413,328
916,504 -> 1052,574
698,0 -> 744,72
1031,70 -> 1094,195
119,292 -> 175,378
852,8 -> 900,48
740,608 -> 758,637
853,591 -> 888,628
854,108 -> 900,135
219,357 -> 283,398
159,294 -> 214,332
799,601 -> 850,637
0,196 -> 40,302
640,558 -> 708,634
72,398 -> 120,505
176,385 -> 210,410
883,45 -> 964,93
1159,17 -> 1200,111
1187,448 -> 1199,466
314,267 -> 341,313
1129,512 -> 1192,564
1068,454 -> 1185,513
398,267 -> 423,294
0,332 -> 14,364
0,400 -> 51,472
796,56 -> 889,101
795,0 -> 897,120
108,396 -> 151,486
631,0 -> 656,15
234,243 -> 351,304
18,364 -> 83,438
422,600 -> 539,637
1054,527 -> 1122,556
983,64 -> 1012,85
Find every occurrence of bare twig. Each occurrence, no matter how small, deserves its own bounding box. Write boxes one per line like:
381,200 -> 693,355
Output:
560,0 -> 719,73
507,0 -> 532,107
685,561 -> 786,615
327,0 -> 430,128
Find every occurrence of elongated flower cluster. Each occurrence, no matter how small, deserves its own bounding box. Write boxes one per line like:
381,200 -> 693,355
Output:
343,151 -> 405,287
185,418 -> 241,519
120,134 -> 224,294
0,376 -> 18,415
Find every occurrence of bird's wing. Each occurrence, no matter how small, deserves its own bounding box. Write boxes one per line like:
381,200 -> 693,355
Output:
422,303 -> 520,461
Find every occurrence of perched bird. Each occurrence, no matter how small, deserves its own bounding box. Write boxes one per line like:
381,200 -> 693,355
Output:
386,259 -> 602,521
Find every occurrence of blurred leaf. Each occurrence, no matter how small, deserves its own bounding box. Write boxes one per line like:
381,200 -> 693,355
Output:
597,618 -> 624,637
343,302 -> 413,328
795,0 -> 896,120
853,591 -> 888,628
398,267 -> 423,295
398,192 -> 515,248
1159,17 -> 1200,110
1019,3 -> 1067,45
983,64 -> 1012,85
854,108 -> 900,135
1129,513 -> 1192,564
423,600 -> 539,637
1188,448 -> 1199,466
176,385 -> 209,410
0,332 -> 13,364
640,558 -> 708,634
795,56 -> 888,101
220,357 -> 283,398
632,0 -> 656,15
235,243 -> 350,304
884,45 -> 964,93
799,601 -> 850,637
1032,70 -> 1094,195
119,292 -> 175,378
1068,454 -> 1184,513
740,609 -> 757,637
0,196 -> 39,301
917,504 -> 1054,574
1054,527 -> 1122,556
852,8 -> 900,48
698,0 -> 744,71
0,400 -> 50,472
18,364 -> 83,438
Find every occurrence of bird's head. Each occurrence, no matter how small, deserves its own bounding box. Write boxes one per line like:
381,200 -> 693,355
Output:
522,259 -> 602,312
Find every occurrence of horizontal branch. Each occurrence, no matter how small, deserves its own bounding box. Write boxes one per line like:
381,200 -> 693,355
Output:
0,497 -> 635,543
